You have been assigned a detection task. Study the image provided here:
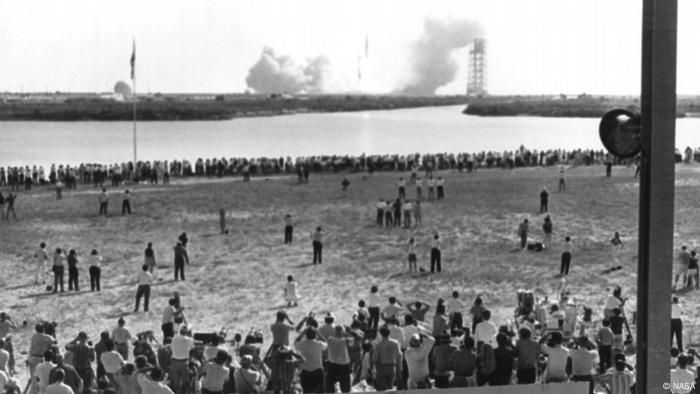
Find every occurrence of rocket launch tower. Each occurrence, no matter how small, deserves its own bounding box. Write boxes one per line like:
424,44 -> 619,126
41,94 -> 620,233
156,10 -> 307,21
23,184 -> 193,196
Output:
467,38 -> 487,96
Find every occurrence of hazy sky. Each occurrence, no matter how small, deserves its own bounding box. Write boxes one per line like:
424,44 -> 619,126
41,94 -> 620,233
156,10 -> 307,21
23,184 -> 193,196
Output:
1,0 -> 699,95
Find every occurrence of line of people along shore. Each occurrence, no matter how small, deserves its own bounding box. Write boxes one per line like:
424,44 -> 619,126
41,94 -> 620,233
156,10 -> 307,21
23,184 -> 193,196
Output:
0,145 -> 653,190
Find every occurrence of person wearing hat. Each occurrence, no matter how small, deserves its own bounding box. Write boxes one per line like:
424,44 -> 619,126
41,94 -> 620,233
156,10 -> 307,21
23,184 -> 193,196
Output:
404,332 -> 435,389
173,241 -> 189,281
201,350 -> 231,394
136,367 -> 174,394
65,332 -> 95,393
234,354 -> 261,394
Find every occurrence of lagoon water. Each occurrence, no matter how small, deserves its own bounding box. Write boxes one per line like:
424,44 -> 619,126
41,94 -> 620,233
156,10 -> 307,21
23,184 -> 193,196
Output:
1,105 -> 699,168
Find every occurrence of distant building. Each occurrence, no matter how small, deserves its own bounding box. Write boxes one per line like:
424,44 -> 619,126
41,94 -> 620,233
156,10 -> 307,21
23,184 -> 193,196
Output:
114,81 -> 133,99
467,38 -> 488,96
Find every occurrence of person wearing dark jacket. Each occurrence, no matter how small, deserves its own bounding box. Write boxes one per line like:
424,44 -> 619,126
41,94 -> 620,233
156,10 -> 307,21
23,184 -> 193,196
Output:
539,188 -> 549,213
173,242 -> 189,281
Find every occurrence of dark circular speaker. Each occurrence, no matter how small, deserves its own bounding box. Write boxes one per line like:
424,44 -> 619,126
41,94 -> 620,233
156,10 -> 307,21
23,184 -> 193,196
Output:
599,109 -> 641,158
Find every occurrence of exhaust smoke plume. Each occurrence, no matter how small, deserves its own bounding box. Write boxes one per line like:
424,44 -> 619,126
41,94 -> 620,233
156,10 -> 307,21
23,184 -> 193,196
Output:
246,47 -> 330,94
399,18 -> 483,95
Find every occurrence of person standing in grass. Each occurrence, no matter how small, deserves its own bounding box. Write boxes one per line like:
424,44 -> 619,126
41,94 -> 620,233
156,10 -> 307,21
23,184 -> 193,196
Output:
407,237 -> 417,274
35,242 -> 49,285
427,177 -> 436,201
540,187 -> 549,213
415,177 -> 423,201
436,177 -> 445,200
413,201 -> 422,227
517,219 -> 529,250
375,200 -> 385,226
284,214 -> 294,244
283,275 -> 299,307
88,249 -> 102,292
135,265 -> 153,312
67,250 -> 79,292
560,236 -> 573,275
430,233 -> 442,273
173,241 -> 189,281
144,243 -> 156,274
611,232 -> 623,265
52,248 -> 66,293
398,177 -> 406,200
558,167 -> 566,192
368,286 -> 381,331
98,189 -> 108,216
403,200 -> 413,228
121,190 -> 131,215
543,216 -> 553,251
311,227 -> 323,265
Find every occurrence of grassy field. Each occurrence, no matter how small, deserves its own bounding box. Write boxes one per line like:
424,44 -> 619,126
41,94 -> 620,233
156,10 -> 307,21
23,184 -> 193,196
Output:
1,163 -> 699,381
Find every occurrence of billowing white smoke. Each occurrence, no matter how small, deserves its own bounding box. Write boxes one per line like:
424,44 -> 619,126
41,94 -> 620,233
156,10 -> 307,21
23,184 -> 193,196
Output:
246,47 -> 330,94
399,18 -> 483,95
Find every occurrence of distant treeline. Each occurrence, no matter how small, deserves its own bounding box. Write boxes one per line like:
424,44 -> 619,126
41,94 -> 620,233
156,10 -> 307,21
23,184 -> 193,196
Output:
0,94 -> 467,121
463,94 -> 700,118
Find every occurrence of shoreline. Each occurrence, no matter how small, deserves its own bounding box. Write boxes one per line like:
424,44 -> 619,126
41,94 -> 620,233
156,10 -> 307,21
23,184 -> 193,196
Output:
0,94 -> 467,121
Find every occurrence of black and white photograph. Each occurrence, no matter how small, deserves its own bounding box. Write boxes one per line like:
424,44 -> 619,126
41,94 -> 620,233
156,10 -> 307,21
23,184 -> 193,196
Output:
0,1 -> 697,393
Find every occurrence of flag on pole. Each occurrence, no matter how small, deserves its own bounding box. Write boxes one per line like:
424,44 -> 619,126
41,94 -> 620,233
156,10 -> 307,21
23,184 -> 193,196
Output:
130,39 -> 136,80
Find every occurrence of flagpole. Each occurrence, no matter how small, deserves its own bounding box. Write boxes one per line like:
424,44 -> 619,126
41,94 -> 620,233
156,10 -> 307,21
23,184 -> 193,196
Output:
131,38 -> 137,166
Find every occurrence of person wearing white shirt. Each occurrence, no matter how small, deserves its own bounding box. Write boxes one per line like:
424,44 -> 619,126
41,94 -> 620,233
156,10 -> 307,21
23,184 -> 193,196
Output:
375,200 -> 385,226
447,291 -> 465,331
44,369 -> 74,394
87,249 -> 102,292
560,236 -> 573,275
474,310 -> 497,347
670,353 -> 696,394
367,286 -> 381,331
387,319 -> 406,350
404,333 -> 435,389
170,327 -> 195,394
34,243 -> 49,285
403,201 -> 413,228
35,351 -> 57,394
415,177 -> 424,201
672,297 -> 684,351
398,178 -> 406,199
135,265 -> 154,312
427,177 -> 436,200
